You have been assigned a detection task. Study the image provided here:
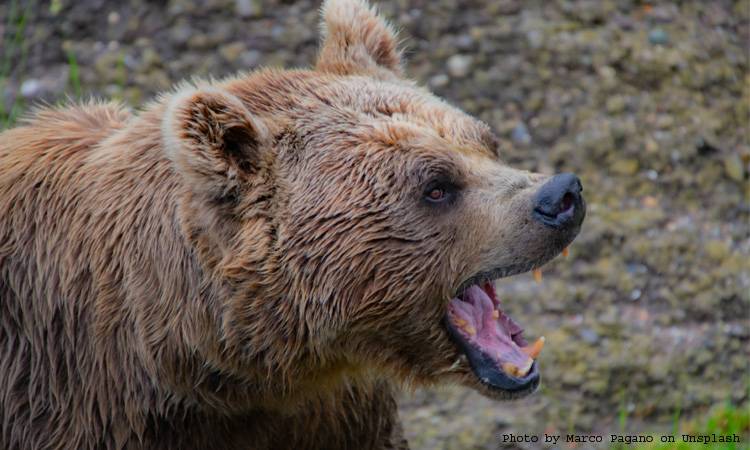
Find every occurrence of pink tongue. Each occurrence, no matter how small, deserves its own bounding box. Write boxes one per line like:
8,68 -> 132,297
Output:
449,286 -> 531,372
466,286 -> 499,333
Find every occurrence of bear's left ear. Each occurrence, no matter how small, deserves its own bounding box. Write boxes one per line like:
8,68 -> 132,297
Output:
162,86 -> 270,203
316,0 -> 404,79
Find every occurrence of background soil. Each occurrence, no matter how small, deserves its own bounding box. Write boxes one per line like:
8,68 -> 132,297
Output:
1,0 -> 748,448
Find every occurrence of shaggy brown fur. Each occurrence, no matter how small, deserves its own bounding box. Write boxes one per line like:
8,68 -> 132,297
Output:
0,0 -> 578,448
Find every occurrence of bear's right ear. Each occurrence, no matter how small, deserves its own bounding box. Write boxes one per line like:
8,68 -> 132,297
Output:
316,0 -> 404,79
162,87 -> 270,203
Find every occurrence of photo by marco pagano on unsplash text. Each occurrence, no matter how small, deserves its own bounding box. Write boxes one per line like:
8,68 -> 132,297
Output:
499,432 -> 743,446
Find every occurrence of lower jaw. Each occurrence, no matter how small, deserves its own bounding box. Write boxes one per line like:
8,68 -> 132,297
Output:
444,318 -> 541,395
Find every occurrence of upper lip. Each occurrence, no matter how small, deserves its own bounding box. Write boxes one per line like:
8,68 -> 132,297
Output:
454,263 -> 541,296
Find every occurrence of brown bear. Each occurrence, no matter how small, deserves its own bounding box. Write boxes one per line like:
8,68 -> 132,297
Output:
0,0 -> 585,448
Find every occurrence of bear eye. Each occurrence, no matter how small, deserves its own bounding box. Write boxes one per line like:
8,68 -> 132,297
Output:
423,180 -> 458,205
427,188 -> 445,201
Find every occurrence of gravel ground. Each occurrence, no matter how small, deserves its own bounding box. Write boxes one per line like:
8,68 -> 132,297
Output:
2,0 -> 748,448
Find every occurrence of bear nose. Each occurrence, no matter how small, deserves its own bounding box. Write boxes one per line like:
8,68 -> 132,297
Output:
532,173 -> 585,229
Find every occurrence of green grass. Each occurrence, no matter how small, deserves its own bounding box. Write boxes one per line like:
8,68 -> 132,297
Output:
112,50 -> 128,102
1,0 -> 33,129
66,49 -> 82,98
615,401 -> 750,450
1,0 -> 86,131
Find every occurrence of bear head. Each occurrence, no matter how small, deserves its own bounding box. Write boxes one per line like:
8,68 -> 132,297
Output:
161,0 -> 585,405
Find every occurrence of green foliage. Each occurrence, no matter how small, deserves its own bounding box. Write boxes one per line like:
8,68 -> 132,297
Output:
1,0 -> 32,129
617,401 -> 750,450
67,49 -> 81,97
49,0 -> 63,16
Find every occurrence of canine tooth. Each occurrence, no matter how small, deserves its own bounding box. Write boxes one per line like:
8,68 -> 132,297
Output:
501,362 -> 518,376
518,358 -> 533,376
492,310 -> 500,320
503,358 -> 533,377
562,247 -> 570,257
455,318 -> 467,327
521,336 -> 545,359
533,269 -> 542,283
465,326 -> 476,336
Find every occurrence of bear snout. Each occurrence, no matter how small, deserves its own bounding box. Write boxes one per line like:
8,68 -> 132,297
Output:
531,173 -> 585,231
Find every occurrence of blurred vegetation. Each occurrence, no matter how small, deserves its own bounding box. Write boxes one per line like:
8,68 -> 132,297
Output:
1,0 -> 32,127
623,400 -> 750,450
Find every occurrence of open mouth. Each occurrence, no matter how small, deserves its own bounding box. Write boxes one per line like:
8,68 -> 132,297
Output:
444,280 -> 544,393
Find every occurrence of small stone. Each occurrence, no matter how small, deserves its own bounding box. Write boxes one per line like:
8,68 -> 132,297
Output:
455,34 -> 474,51
525,29 -> 543,49
533,112 -> 564,143
723,153 -> 745,182
220,42 -> 246,63
585,378 -> 608,394
20,79 -> 43,99
488,0 -> 521,15
580,328 -> 599,344
648,358 -> 670,380
141,48 -> 162,69
235,0 -> 262,19
642,196 -> 659,208
612,158 -> 639,176
726,324 -> 749,338
188,34 -> 211,50
705,240 -> 730,261
446,55 -> 473,78
49,0 -> 62,15
170,23 -> 193,46
429,74 -> 449,88
239,49 -> 262,68
107,11 -> 120,25
511,122 -> 532,146
605,95 -> 626,114
655,114 -> 674,129
598,65 -> 617,81
17,67 -> 68,101
561,363 -> 586,386
134,37 -> 150,49
648,28 -> 669,45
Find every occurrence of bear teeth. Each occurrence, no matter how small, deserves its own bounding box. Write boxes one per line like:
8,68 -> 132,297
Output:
501,358 -> 533,378
532,268 -> 543,283
520,336 -> 545,359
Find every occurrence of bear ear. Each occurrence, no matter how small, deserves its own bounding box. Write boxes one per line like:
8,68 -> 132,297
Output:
162,86 -> 270,203
316,0 -> 404,79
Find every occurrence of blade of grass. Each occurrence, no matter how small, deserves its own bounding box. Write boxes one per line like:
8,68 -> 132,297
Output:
67,49 -> 81,98
1,0 -> 34,128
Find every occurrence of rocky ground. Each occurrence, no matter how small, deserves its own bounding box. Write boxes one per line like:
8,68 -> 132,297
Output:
2,0 -> 748,448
